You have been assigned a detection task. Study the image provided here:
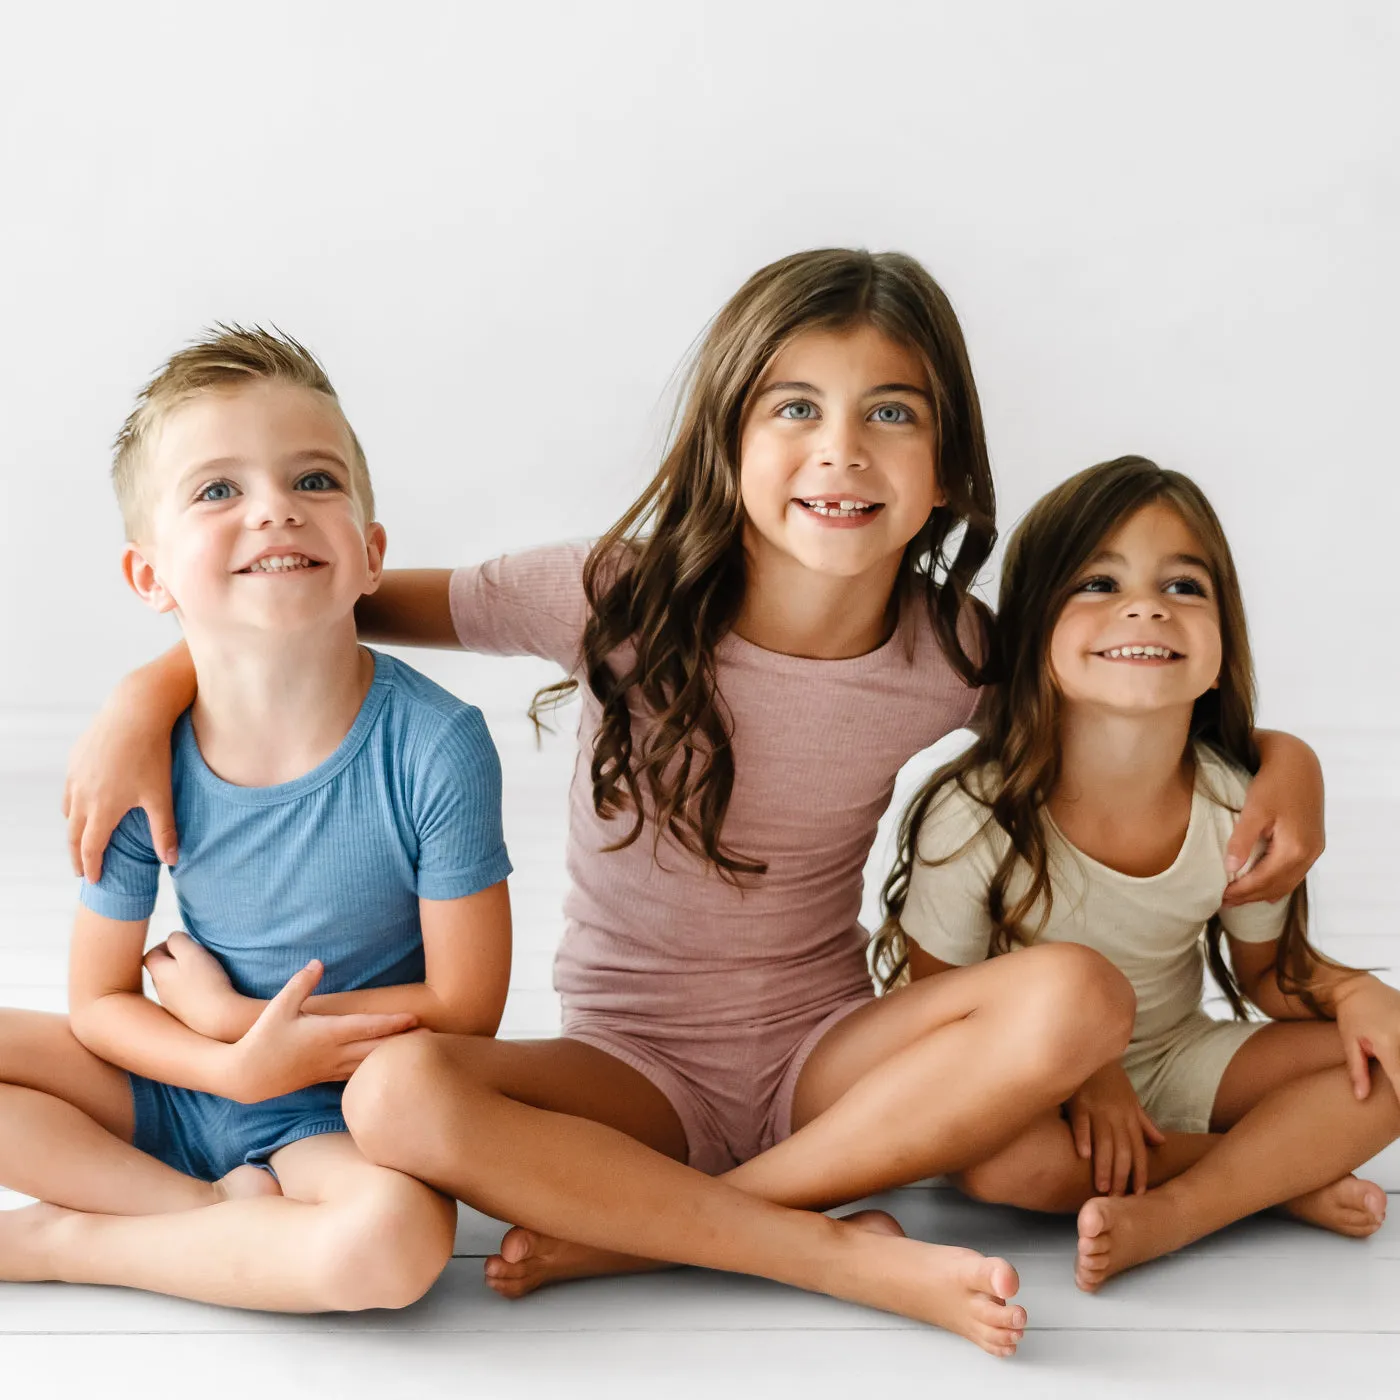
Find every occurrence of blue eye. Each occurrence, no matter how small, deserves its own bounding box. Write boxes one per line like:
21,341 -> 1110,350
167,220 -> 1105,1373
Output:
196,480 -> 236,503
777,400 -> 818,421
296,470 -> 339,491
871,403 -> 914,424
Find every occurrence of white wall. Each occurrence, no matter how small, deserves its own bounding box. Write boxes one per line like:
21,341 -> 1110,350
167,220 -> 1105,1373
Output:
2,0 -> 1396,747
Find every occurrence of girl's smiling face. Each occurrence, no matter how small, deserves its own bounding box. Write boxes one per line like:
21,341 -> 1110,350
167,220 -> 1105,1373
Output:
1050,500 -> 1223,715
738,323 -> 942,585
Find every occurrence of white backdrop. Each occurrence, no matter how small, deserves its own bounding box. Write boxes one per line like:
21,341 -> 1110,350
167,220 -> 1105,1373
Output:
1,0 -> 1395,747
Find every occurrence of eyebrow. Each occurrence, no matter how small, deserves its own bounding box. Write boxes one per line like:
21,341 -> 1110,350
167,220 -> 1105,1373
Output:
755,380 -> 933,402
1087,550 -> 1212,571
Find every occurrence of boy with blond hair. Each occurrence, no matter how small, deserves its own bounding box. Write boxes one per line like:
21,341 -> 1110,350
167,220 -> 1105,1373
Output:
0,328 -> 512,1310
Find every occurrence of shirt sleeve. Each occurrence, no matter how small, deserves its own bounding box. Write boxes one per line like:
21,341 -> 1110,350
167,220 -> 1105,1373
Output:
1199,750 -> 1293,945
413,706 -> 513,901
899,781 -> 1001,966
79,808 -> 162,922
448,541 -> 593,671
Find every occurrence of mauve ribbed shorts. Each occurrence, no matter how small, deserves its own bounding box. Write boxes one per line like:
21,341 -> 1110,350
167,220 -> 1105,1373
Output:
563,992 -> 874,1175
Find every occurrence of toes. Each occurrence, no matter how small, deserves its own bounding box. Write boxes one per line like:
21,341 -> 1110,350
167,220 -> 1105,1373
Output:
1078,1198 -> 1111,1241
980,1256 -> 1020,1300
498,1225 -> 536,1264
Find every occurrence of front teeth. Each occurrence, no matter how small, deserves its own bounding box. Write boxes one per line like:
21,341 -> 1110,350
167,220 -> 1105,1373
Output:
1102,646 -> 1177,660
246,554 -> 315,573
802,499 -> 871,518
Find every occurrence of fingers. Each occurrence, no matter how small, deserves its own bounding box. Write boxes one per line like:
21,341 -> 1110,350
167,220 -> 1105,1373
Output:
266,960 -> 325,1017
1131,1127 -> 1149,1196
1070,1106 -> 1092,1160
78,807 -> 121,886
1346,1035 -> 1373,1101
1220,841 -> 1295,906
67,804 -> 88,879
145,800 -> 180,867
1112,1130 -> 1133,1198
325,1012 -> 418,1043
1138,1105 -> 1166,1146
1092,1118 -> 1114,1194
1224,811 -> 1268,880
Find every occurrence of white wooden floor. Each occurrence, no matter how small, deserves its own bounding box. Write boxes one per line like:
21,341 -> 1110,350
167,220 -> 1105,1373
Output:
2,714 -> 1398,1399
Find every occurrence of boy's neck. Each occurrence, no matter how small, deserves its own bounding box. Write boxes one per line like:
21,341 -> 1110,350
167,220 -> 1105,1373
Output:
733,548 -> 901,660
1052,703 -> 1196,816
184,619 -> 375,787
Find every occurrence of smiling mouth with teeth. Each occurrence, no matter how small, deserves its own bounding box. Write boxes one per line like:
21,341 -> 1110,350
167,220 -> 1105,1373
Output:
237,554 -> 325,575
1095,645 -> 1183,661
796,498 -> 882,519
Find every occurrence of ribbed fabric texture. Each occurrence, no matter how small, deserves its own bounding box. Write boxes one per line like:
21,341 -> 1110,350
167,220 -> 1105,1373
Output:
449,542 -> 980,1028
82,650 -> 512,1001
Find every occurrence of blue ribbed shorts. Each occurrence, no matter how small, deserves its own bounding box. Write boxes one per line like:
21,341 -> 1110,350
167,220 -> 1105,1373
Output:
127,1074 -> 347,1180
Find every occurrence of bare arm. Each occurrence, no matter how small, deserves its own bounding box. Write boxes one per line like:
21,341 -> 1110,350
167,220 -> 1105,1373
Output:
1228,935 -> 1362,1023
149,881 -> 514,1041
67,906 -> 245,1097
1221,729 -> 1325,906
905,942 -> 962,982
65,643 -> 196,880
355,569 -> 459,648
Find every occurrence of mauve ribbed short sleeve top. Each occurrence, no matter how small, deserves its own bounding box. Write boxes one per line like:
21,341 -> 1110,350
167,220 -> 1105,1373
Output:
450,541 -> 981,1027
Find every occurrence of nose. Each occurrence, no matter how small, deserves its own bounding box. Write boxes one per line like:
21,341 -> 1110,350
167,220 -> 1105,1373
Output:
1122,592 -> 1169,621
244,482 -> 304,530
816,412 -> 869,472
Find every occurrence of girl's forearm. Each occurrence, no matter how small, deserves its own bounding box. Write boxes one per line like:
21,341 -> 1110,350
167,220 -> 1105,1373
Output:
122,642 -> 198,720
1247,963 -> 1369,1021
354,570 -> 459,648
69,992 -> 242,1098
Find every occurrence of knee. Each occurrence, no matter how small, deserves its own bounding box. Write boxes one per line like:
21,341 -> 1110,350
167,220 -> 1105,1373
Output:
318,1176 -> 457,1312
953,1144 -> 1077,1214
1020,944 -> 1135,1072
342,1031 -> 456,1166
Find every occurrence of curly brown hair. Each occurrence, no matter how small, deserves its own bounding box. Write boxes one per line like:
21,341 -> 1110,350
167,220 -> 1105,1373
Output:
532,248 -> 997,879
873,455 -> 1351,1018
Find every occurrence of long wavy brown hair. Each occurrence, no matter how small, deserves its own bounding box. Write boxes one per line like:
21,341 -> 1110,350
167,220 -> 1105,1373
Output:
874,455 -> 1350,1017
531,248 -> 997,879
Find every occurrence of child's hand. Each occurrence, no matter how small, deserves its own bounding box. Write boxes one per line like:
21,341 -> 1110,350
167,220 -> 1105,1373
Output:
1332,974 -> 1400,1102
228,960 -> 418,1104
65,695 -> 180,881
144,932 -> 250,1042
1065,1062 -> 1165,1196
1222,735 -> 1324,906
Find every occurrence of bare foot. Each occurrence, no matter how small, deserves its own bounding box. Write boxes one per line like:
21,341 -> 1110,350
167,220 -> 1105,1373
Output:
0,1202 -> 71,1282
1280,1175 -> 1387,1239
211,1165 -> 282,1205
849,1234 -> 1025,1357
1076,1192 -> 1188,1292
484,1208 -> 905,1301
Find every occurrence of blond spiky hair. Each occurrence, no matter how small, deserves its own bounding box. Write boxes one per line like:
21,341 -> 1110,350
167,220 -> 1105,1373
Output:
112,324 -> 374,540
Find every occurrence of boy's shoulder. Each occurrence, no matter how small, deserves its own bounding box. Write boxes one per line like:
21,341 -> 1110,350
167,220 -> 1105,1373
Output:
368,650 -> 499,775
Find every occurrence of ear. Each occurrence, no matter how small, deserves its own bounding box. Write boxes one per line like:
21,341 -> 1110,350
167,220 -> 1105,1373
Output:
360,522 -> 387,595
122,544 -> 179,615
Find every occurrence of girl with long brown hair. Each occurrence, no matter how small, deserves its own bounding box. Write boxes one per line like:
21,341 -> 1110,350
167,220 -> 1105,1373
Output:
65,253 -> 1324,1352
876,457 -> 1400,1291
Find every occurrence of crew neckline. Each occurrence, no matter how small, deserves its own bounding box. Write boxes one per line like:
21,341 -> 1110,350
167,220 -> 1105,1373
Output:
177,649 -> 391,806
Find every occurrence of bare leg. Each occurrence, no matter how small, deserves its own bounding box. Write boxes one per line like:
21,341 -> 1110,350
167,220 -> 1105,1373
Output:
0,1009 -> 275,1214
345,944 -> 1132,1354
1077,1023 -> 1400,1290
486,943 -> 1134,1298
953,1107 -> 1380,1234
0,1133 -> 454,1311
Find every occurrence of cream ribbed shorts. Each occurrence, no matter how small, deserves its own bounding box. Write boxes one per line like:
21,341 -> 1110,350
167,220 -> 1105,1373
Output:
1123,1011 -> 1265,1135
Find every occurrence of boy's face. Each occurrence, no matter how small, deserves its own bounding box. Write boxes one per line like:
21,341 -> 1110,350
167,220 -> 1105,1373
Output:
125,380 -> 384,638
